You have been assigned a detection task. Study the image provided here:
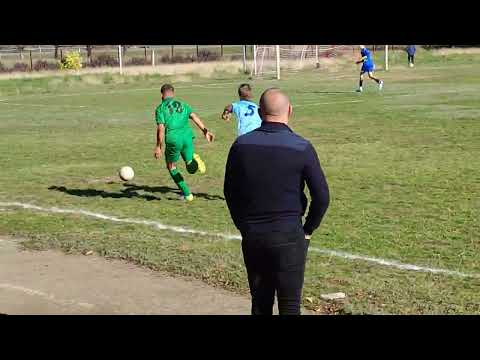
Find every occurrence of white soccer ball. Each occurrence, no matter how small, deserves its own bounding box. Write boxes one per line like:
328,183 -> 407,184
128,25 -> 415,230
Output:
119,166 -> 134,181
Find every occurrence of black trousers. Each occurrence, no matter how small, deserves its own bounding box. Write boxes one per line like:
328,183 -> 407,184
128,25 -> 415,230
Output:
241,230 -> 310,315
408,54 -> 415,64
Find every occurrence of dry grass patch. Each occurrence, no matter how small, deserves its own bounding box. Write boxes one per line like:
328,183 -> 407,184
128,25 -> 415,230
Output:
433,48 -> 480,56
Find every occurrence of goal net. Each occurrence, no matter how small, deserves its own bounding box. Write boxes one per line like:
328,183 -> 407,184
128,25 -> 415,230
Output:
251,45 -> 355,78
250,45 -> 389,79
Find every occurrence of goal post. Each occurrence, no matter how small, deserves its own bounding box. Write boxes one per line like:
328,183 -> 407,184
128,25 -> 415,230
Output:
385,45 -> 389,71
118,45 -> 123,75
253,45 -> 257,76
276,45 -> 280,80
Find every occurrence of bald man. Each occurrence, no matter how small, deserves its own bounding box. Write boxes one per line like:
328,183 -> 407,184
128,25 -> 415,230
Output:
224,88 -> 330,315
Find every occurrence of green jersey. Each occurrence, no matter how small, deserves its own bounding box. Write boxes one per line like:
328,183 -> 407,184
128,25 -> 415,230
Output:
155,97 -> 194,139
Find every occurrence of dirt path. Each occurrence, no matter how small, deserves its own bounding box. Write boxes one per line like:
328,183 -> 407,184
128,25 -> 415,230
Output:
0,236 -> 253,315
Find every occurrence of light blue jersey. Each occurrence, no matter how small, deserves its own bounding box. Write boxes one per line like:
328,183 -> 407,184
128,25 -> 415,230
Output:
231,100 -> 262,136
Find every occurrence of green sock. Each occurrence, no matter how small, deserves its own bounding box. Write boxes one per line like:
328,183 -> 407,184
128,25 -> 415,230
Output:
186,158 -> 198,174
169,168 -> 191,196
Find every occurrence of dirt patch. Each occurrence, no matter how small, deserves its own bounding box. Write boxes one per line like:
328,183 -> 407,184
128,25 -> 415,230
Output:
0,236 -> 315,315
0,236 -> 250,314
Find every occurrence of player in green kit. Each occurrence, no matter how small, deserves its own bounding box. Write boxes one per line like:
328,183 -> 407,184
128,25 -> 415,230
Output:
154,84 -> 215,201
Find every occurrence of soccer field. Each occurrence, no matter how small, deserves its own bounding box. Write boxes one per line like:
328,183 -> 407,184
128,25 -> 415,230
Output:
1,52 -> 479,314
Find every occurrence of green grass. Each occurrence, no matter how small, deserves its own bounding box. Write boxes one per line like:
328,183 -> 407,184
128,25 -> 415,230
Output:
1,52 -> 479,314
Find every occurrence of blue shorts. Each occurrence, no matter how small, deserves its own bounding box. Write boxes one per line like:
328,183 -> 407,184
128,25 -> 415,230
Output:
361,63 -> 375,73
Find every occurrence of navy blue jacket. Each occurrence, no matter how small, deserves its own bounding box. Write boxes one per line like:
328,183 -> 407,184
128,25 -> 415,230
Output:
406,45 -> 416,55
224,122 -> 330,236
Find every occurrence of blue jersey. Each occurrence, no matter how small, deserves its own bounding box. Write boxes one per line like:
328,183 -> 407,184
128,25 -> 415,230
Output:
361,48 -> 374,67
231,100 -> 262,136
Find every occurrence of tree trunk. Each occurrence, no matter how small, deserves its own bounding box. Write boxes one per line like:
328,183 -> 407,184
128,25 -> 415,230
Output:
17,45 -> 25,60
86,45 -> 93,63
54,45 -> 59,59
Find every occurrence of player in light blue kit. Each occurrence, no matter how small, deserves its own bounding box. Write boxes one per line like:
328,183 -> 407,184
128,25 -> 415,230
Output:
356,45 -> 384,92
221,83 -> 262,137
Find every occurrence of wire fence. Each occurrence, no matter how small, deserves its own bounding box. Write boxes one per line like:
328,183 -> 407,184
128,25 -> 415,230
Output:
0,45 -> 450,74
0,45 -> 248,72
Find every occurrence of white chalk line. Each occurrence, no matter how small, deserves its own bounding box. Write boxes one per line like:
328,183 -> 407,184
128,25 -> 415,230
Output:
194,99 -> 363,114
0,283 -> 95,310
0,99 -> 361,114
1,201 -> 478,280
0,201 -> 240,241
2,81 -> 241,101
198,99 -> 363,113
295,100 -> 363,107
0,102 -> 87,109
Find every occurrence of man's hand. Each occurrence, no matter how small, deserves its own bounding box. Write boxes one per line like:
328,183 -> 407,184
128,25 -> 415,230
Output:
154,146 -> 162,160
205,130 -> 215,143
201,127 -> 215,143
222,105 -> 233,121
305,234 -> 312,240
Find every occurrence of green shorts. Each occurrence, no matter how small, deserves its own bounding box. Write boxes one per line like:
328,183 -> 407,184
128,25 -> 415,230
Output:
164,134 -> 195,164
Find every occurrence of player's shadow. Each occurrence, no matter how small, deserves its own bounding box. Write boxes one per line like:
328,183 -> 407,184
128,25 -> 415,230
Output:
48,185 -> 161,201
123,183 -> 225,201
48,184 -> 225,201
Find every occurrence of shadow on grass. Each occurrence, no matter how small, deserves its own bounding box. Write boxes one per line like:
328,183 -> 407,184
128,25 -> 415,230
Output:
123,183 -> 225,201
48,184 -> 225,201
48,185 -> 161,201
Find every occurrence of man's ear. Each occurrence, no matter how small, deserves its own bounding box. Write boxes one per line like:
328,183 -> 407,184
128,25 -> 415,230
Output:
288,104 -> 293,118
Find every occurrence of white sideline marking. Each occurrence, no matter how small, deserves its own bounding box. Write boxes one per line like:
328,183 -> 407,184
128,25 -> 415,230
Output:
308,248 -> 479,278
0,102 -> 87,108
1,201 -> 479,279
0,283 -> 95,309
0,201 -> 240,240
295,100 -> 363,107
3,81 -> 240,101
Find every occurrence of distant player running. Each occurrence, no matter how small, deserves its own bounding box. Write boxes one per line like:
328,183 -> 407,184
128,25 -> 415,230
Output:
221,83 -> 262,137
356,45 -> 384,92
154,84 -> 214,202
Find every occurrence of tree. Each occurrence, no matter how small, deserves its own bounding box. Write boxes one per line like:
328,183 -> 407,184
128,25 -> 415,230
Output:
86,45 -> 93,63
16,45 -> 25,60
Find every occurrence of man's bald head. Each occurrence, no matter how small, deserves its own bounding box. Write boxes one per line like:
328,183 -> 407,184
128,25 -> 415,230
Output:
259,88 -> 292,124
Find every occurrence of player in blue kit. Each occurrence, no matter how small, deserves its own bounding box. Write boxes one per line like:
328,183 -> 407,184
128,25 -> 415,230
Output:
221,83 -> 262,137
356,45 -> 384,92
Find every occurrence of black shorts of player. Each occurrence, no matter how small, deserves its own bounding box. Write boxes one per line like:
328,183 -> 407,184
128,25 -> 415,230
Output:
241,230 -> 310,315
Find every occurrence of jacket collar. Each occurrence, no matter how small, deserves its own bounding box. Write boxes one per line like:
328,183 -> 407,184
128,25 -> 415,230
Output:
258,121 -> 293,133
